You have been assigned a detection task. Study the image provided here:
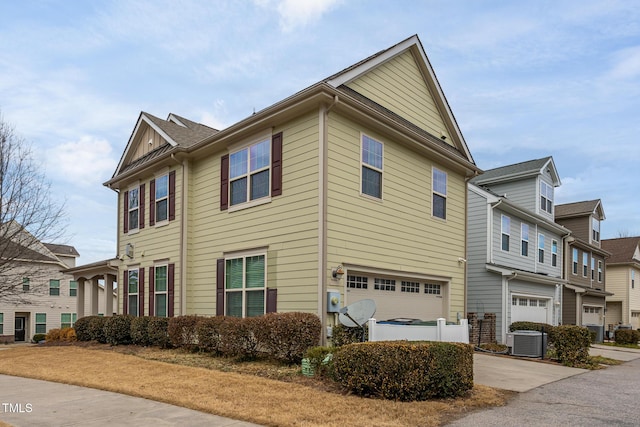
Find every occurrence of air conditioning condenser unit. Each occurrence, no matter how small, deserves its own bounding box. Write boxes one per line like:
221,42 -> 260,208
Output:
506,330 -> 547,357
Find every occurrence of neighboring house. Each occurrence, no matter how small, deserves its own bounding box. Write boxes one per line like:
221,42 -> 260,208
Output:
0,229 -> 115,343
100,35 -> 480,341
555,200 -> 611,337
467,157 -> 570,343
601,237 -> 640,330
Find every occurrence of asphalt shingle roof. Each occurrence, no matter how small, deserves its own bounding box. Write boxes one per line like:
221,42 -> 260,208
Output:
601,237 -> 640,264
555,200 -> 600,219
471,157 -> 552,185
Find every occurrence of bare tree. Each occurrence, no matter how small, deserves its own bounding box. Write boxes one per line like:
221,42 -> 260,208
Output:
0,112 -> 67,304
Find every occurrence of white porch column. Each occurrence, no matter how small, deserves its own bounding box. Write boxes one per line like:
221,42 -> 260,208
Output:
104,274 -> 114,316
91,277 -> 99,315
77,278 -> 85,319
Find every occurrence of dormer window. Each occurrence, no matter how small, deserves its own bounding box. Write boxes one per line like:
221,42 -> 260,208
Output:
540,181 -> 553,214
592,217 -> 600,242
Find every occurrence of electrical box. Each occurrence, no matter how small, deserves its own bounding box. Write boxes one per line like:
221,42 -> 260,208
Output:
327,290 -> 341,313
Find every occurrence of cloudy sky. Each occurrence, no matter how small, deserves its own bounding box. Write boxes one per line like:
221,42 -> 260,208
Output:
1,0 -> 639,264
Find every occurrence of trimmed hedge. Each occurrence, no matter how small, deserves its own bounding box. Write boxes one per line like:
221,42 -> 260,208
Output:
74,316 -> 107,343
332,341 -> 473,401
218,316 -> 261,360
168,315 -> 200,351
614,329 -> 640,345
549,325 -> 591,366
32,333 -> 46,343
509,321 -> 556,338
253,312 -> 322,363
196,316 -> 229,356
331,323 -> 368,347
104,315 -> 134,345
131,316 -> 152,346
148,317 -> 171,348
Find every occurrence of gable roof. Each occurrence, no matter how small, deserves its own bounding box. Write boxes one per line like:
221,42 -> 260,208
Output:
555,199 -> 605,220
471,156 -> 560,187
106,35 -> 480,188
43,243 -> 80,258
601,237 -> 640,265
112,112 -> 219,179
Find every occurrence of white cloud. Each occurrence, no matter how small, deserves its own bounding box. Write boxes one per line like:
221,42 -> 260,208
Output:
255,0 -> 341,32
46,136 -> 117,188
607,46 -> 640,80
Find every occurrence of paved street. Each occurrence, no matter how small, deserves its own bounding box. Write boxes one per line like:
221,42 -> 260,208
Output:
449,356 -> 640,426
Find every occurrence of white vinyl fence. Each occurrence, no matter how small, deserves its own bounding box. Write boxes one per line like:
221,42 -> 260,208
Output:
367,318 -> 469,343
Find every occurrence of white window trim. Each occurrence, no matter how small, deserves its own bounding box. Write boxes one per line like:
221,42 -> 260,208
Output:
551,239 -> 558,267
127,184 -> 141,234
128,269 -> 139,317
501,215 -> 511,252
224,250 -> 267,318
598,260 -> 603,282
572,248 -> 579,275
538,233 -> 545,264
540,180 -> 553,214
359,133 -> 384,201
154,264 -> 169,317
583,253 -> 588,277
521,223 -> 529,257
154,173 -> 170,226
228,130 -> 273,210
431,167 -> 447,220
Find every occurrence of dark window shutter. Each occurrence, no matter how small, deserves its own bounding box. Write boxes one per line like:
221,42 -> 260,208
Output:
138,268 -> 145,317
220,155 -> 229,210
271,132 -> 283,197
169,170 -> 176,221
139,184 -> 145,229
266,288 -> 277,313
123,270 -> 129,315
168,263 -> 175,317
149,179 -> 155,226
123,191 -> 129,233
148,266 -> 155,317
216,258 -> 225,315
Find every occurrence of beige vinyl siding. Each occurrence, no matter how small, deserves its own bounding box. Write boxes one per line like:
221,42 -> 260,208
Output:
326,114 -> 466,320
119,167 -> 183,315
187,111 -> 321,315
605,266 -> 629,323
346,50 -> 450,145
132,126 -> 168,161
630,266 -> 640,319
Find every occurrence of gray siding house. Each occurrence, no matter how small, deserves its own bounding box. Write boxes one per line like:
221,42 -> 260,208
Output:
467,157 -> 570,343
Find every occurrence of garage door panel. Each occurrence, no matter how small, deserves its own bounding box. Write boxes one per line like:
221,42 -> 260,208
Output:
346,275 -> 445,321
511,296 -> 551,324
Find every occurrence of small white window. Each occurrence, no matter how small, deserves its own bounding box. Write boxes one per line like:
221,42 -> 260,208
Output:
347,275 -> 368,289
401,281 -> 420,293
424,283 -> 441,295
540,181 -> 553,214
501,215 -> 511,252
361,135 -> 383,199
374,278 -> 395,291
432,168 -> 447,219
128,187 -> 139,231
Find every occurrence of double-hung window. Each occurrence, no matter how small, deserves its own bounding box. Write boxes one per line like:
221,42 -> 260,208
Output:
49,279 -> 60,296
230,139 -> 271,206
540,181 -> 553,214
521,223 -> 529,256
361,135 -> 383,199
128,187 -> 140,231
552,240 -> 558,267
35,313 -> 46,334
154,265 -> 168,317
591,258 -> 596,280
22,278 -> 29,292
69,280 -> 77,297
61,313 -> 76,329
592,217 -> 600,242
538,234 -> 545,263
225,254 -> 266,317
501,215 -> 510,251
598,261 -> 603,282
432,168 -> 447,219
0,313 -> 3,334
632,270 -> 635,289
155,174 -> 169,223
572,248 -> 579,274
583,253 -> 588,277
128,269 -> 139,316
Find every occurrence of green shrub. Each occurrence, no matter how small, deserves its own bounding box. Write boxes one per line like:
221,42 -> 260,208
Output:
549,325 -> 591,366
331,323 -> 368,347
332,341 -> 473,401
74,316 -> 105,342
509,321 -> 556,339
147,317 -> 171,348
196,316 -> 229,355
254,312 -> 322,363
32,333 -> 46,343
104,315 -> 134,345
168,315 -> 200,351
130,316 -> 152,346
614,329 -> 640,345
304,346 -> 335,377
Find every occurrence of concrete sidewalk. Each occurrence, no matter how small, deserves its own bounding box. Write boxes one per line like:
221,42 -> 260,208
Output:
0,375 -> 262,427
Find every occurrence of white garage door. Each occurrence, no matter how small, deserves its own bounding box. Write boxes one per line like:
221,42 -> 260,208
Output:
511,296 -> 551,324
582,306 -> 603,326
345,274 -> 446,321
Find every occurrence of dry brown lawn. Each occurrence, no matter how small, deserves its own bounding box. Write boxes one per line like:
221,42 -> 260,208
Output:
0,344 -> 511,427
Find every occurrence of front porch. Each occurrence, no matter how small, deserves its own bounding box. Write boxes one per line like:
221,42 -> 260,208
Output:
63,259 -> 119,318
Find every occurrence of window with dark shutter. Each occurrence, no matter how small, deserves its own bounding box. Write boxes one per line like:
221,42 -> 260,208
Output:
167,263 -> 175,317
148,266 -> 155,317
123,270 -> 129,314
138,268 -> 145,317
149,179 -> 156,226
169,170 -> 176,221
216,258 -> 225,315
266,288 -> 277,313
123,191 -> 129,233
139,184 -> 145,229
271,132 -> 283,196
220,155 -> 229,210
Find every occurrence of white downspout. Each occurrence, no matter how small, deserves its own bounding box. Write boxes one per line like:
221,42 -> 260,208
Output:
503,272 -> 518,344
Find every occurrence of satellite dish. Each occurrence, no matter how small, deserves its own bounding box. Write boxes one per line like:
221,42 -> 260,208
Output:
338,299 -> 376,327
